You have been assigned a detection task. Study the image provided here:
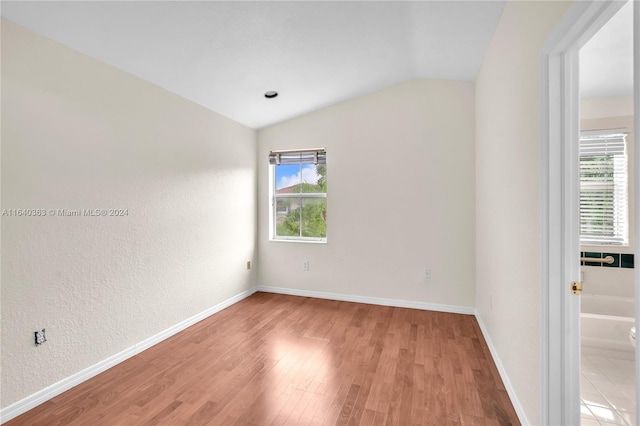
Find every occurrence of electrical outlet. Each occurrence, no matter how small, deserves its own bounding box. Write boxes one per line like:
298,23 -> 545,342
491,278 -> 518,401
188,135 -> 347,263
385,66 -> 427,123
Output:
424,269 -> 431,280
247,261 -> 251,270
303,260 -> 310,271
34,328 -> 46,346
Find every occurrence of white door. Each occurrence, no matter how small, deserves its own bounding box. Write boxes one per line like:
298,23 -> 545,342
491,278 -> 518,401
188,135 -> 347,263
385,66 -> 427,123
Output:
578,2 -> 637,425
542,1 -> 639,424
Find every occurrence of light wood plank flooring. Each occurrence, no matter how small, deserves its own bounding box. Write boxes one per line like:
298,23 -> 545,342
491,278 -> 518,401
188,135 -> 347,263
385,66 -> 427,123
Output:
5,292 -> 520,425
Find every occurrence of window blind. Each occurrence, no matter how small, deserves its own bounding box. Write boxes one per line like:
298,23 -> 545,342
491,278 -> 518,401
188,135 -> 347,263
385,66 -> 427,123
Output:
269,149 -> 326,165
579,132 -> 628,245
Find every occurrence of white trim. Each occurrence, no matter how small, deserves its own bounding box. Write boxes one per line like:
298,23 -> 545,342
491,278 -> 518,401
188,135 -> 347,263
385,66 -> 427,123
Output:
0,348 -> 136,425
475,313 -> 528,426
580,127 -> 630,137
0,287 -> 257,424
540,1 -> 629,424
268,238 -> 327,244
255,285 -> 475,315
1,286 -> 528,426
274,193 -> 326,199
634,0 -> 640,414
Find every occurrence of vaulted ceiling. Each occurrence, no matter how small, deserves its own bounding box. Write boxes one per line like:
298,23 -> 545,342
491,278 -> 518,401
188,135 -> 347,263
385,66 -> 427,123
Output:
2,1 -> 632,129
2,1 -> 505,128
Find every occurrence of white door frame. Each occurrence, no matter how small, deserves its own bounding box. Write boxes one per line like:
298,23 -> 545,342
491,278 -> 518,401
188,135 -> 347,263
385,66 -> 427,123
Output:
541,0 -> 637,424
634,0 -> 640,422
636,0 -> 640,417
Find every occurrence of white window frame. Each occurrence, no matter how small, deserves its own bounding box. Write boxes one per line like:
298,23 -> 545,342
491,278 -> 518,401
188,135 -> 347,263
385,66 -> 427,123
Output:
579,129 -> 629,246
269,149 -> 327,243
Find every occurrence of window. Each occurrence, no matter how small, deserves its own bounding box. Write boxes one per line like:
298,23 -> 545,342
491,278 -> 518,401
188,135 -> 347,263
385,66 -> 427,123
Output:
269,149 -> 327,242
579,130 -> 628,245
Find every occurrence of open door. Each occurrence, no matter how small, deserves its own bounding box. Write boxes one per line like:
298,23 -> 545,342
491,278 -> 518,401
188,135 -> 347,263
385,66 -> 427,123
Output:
542,0 -> 638,424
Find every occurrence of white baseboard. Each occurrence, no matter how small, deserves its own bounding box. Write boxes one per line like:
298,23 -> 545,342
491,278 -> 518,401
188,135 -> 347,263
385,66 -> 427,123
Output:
1,287 -> 524,426
474,312 -> 529,426
255,285 -> 475,315
581,344 -> 635,361
0,287 -> 257,424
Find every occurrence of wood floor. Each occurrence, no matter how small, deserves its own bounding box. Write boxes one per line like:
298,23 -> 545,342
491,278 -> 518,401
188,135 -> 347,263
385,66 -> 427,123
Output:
5,292 -> 520,425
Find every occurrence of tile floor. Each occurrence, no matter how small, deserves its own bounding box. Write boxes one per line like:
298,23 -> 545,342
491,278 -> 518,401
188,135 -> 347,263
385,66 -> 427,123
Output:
581,354 -> 636,425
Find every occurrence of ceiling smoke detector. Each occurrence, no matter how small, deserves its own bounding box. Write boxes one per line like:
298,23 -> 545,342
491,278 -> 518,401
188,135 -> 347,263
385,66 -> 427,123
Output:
264,91 -> 278,99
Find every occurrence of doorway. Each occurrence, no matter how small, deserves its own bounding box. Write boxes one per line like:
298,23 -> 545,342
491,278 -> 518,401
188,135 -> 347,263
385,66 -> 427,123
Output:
578,3 -> 636,425
542,0 -> 639,424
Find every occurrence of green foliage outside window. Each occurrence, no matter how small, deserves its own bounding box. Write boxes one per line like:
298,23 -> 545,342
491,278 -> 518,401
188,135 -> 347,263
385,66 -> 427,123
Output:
276,165 -> 327,238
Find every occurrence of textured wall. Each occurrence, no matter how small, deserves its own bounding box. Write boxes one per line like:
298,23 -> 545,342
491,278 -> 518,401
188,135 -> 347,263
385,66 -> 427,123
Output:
475,1 -> 572,424
1,19 -> 257,408
258,79 -> 476,308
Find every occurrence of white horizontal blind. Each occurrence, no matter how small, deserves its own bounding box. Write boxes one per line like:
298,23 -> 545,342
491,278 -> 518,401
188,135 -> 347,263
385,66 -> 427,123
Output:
579,132 -> 628,245
269,149 -> 326,165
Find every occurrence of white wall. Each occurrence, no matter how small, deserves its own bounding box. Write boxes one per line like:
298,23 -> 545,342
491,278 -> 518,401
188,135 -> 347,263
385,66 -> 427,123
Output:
258,79 -> 476,309
581,95 -> 634,120
580,97 -> 635,298
475,1 -> 572,424
1,19 -> 257,409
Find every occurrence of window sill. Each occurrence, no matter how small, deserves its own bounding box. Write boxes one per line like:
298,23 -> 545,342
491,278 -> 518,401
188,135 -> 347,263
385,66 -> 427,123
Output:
270,238 -> 327,244
581,243 -> 631,250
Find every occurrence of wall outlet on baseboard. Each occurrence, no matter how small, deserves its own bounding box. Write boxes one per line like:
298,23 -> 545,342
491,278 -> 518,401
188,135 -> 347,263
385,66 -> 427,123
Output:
303,260 -> 310,271
424,269 -> 431,280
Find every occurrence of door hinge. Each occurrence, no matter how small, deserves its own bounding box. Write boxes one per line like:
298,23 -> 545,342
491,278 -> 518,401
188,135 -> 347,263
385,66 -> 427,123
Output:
571,281 -> 582,295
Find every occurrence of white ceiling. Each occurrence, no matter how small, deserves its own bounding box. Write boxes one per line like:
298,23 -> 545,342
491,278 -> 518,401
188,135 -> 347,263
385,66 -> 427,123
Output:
1,1 -> 506,129
580,0 -> 634,100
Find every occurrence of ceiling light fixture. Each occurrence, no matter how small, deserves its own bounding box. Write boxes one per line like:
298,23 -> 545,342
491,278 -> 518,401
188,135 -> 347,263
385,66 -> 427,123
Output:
264,91 -> 278,99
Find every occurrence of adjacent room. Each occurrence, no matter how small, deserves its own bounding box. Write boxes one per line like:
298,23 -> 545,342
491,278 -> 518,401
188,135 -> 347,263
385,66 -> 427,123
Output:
578,2 -> 636,425
1,1 -> 633,425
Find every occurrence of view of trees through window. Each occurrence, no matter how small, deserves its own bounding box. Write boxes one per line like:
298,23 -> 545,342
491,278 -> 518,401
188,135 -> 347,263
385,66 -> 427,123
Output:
274,163 -> 326,239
